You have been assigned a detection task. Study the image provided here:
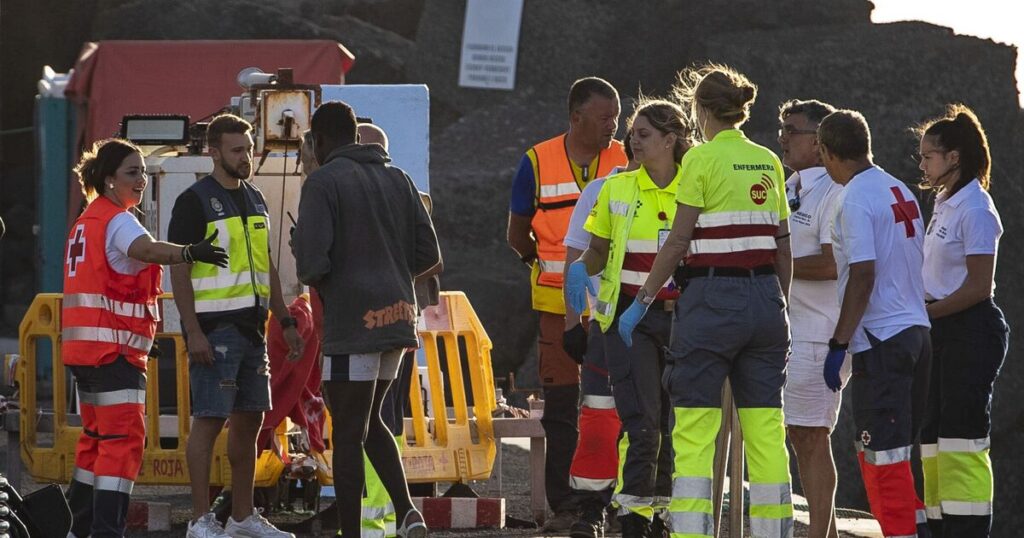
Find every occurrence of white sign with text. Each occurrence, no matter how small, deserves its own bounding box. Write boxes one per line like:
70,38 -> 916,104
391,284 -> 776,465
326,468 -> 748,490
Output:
458,0 -> 524,90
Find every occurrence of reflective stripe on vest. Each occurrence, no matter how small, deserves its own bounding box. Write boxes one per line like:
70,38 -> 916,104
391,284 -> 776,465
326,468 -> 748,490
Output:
687,208 -> 780,267
63,293 -> 157,320
537,259 -> 565,275
62,327 -> 154,355
187,177 -> 271,315
61,197 -> 162,368
539,181 -> 581,198
531,134 -> 626,296
592,167 -> 679,332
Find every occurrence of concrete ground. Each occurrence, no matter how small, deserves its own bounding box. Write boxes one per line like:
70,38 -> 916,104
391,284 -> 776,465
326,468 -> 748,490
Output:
0,426 -> 883,537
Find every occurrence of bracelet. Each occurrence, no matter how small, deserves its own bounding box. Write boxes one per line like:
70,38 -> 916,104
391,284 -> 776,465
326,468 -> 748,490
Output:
181,245 -> 194,264
828,338 -> 849,351
279,316 -> 298,329
774,232 -> 791,240
636,287 -> 655,305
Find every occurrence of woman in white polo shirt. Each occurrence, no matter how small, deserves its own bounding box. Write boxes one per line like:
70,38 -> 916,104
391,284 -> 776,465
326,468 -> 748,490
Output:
917,105 -> 1008,538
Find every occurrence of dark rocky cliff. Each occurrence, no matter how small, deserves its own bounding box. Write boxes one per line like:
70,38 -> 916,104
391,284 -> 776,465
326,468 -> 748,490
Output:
1,0 -> 1021,529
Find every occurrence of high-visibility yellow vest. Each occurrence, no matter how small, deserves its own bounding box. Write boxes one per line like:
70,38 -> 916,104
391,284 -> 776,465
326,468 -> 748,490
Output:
585,166 -> 681,332
529,134 -> 627,314
187,176 -> 271,315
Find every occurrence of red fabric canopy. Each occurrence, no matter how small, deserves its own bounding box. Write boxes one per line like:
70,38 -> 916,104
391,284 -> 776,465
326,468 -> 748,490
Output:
65,40 -> 354,146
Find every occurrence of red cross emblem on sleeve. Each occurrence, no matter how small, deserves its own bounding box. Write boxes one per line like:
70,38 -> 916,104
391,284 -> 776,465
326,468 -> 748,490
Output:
66,224 -> 87,276
890,187 -> 920,238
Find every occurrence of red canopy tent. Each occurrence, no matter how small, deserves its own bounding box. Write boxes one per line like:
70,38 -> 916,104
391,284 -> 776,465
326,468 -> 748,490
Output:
62,39 -> 354,214
65,39 -> 354,145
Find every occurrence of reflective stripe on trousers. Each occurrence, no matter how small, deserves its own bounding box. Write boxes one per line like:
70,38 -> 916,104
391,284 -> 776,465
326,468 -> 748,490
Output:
669,408 -> 720,537
571,475 -> 617,492
72,467 -> 95,485
922,438 -> 994,520
95,475 -> 134,494
669,407 -> 794,538
739,408 -> 793,538
79,388 -> 146,406
581,395 -> 616,409
611,434 -> 653,519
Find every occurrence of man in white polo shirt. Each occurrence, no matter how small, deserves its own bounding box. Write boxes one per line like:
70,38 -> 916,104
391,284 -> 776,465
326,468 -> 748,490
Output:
778,99 -> 848,538
818,110 -> 931,538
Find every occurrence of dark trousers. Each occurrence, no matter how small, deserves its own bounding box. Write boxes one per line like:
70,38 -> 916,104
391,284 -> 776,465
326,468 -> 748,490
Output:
568,320 -> 619,509
851,325 -> 932,538
66,356 -> 147,538
922,299 -> 1008,538
605,301 -> 673,516
538,311 -> 581,513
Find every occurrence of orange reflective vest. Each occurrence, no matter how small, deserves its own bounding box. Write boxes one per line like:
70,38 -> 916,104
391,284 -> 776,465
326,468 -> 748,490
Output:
62,197 -> 163,370
530,134 -> 626,311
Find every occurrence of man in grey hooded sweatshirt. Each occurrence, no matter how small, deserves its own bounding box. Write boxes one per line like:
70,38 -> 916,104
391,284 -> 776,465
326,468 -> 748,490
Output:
292,100 -> 440,538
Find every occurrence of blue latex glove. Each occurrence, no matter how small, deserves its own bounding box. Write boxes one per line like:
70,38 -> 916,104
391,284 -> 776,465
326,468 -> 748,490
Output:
823,347 -> 847,392
566,262 -> 596,315
617,298 -> 650,348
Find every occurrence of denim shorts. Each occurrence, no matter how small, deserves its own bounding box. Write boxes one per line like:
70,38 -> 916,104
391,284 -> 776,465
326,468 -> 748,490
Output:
189,323 -> 271,418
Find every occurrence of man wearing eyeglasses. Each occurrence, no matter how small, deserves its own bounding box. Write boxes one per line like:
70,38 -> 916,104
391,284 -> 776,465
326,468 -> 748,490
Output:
777,99 -> 848,538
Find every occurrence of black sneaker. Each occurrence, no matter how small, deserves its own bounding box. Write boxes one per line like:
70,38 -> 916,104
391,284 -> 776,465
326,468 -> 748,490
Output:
617,513 -> 652,538
606,507 -> 621,533
650,513 -> 670,538
569,506 -> 605,538
543,510 -> 577,533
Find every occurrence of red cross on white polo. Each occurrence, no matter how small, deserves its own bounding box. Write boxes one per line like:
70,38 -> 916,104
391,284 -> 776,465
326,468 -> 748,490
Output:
67,224 -> 87,276
890,187 -> 920,238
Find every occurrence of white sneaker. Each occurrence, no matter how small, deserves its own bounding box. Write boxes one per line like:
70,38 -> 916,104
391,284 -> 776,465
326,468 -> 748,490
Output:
187,513 -> 230,538
225,508 -> 295,538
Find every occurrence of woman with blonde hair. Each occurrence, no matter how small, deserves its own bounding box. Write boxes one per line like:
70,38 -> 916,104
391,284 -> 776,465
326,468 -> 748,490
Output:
622,64 -> 795,537
565,96 -> 691,537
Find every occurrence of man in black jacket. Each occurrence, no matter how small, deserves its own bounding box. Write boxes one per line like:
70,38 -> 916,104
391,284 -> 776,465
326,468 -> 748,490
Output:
292,101 -> 440,538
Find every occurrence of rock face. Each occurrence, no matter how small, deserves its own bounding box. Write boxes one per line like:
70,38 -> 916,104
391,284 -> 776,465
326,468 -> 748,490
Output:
413,1 -> 1024,527
2,1 -> 1023,531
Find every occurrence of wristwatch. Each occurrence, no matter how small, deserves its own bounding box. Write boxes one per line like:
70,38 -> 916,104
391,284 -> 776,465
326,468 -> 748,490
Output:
636,287 -> 656,306
828,338 -> 849,351
280,316 -> 298,329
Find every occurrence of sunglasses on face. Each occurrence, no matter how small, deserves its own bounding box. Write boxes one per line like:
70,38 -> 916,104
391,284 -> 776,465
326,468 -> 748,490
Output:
788,192 -> 801,212
777,126 -> 818,139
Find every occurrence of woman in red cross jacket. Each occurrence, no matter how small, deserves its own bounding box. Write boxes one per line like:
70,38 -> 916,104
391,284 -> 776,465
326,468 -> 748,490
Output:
62,138 -> 227,538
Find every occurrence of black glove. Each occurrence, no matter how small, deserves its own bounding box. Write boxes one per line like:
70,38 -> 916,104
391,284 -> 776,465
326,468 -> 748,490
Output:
562,323 -> 588,365
184,229 -> 229,268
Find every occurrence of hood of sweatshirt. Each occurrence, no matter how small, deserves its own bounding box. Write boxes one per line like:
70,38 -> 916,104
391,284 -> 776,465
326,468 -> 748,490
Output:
323,143 -> 390,166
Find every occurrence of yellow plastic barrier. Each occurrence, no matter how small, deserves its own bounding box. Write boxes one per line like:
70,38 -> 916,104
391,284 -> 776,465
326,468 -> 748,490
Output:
14,293 -> 280,487
17,291 -> 497,488
314,291 -> 498,485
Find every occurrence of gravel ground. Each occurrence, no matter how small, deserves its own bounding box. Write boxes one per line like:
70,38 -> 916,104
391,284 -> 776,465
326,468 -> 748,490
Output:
1,429 -> 873,537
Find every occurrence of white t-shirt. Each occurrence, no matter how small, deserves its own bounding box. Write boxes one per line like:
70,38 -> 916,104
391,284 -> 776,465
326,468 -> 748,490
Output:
831,166 -> 930,353
786,167 -> 843,343
923,179 -> 1002,301
105,211 -> 152,275
565,169 -> 624,310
